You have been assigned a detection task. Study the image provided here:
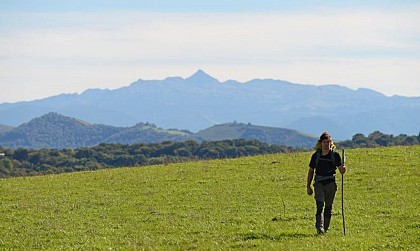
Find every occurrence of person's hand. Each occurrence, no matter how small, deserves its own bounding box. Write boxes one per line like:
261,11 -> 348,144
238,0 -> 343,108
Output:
307,186 -> 313,196
339,164 -> 346,174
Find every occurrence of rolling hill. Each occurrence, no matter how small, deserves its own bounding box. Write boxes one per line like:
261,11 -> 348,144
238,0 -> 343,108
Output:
0,113 -> 317,149
195,122 -> 315,147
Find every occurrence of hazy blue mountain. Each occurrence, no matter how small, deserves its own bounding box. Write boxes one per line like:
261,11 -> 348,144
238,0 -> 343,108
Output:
0,70 -> 419,140
0,124 -> 14,135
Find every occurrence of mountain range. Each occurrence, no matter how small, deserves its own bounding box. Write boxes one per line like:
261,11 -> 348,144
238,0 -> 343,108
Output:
0,70 -> 419,140
0,113 -> 316,149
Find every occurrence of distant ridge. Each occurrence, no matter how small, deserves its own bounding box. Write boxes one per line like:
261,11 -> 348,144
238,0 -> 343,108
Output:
0,70 -> 418,140
0,124 -> 14,134
0,113 -> 317,149
195,122 -> 315,147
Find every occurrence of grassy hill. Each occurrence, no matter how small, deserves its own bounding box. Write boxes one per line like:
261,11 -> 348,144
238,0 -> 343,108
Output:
195,122 -> 316,148
0,146 -> 419,250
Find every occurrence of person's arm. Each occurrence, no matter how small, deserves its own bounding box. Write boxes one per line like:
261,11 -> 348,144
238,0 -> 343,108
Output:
307,167 -> 314,195
335,152 -> 346,174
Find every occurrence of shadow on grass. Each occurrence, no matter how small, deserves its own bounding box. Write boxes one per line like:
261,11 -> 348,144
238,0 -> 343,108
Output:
237,231 -> 315,241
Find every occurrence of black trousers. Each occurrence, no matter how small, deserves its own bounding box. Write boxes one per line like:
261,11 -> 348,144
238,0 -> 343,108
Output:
314,181 -> 337,230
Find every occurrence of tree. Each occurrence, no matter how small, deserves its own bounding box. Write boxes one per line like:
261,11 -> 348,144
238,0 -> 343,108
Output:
12,148 -> 29,161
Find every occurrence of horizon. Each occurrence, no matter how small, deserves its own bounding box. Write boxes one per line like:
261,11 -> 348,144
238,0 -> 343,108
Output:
1,1 -> 419,102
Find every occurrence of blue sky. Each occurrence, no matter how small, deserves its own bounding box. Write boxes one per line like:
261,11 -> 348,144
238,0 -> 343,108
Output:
1,1 -> 419,102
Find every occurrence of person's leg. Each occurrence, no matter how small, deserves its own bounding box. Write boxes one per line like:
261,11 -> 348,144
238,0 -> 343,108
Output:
323,205 -> 332,232
315,200 -> 324,234
314,182 -> 325,234
323,182 -> 337,232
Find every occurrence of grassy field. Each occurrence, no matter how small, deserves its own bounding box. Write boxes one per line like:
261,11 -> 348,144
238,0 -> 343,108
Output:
0,146 -> 419,250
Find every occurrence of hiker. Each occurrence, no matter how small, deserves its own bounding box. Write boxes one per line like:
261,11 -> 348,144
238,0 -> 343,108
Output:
306,132 -> 345,234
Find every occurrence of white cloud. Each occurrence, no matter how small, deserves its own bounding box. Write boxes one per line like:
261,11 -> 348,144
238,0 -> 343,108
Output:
0,8 -> 419,102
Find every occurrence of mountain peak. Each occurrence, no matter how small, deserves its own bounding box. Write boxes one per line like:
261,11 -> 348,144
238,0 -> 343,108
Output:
27,112 -> 91,127
186,70 -> 219,83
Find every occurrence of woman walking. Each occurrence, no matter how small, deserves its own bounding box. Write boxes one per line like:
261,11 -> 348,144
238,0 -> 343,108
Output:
306,132 -> 346,234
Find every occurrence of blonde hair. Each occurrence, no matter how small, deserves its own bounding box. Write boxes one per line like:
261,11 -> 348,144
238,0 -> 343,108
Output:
314,132 -> 336,151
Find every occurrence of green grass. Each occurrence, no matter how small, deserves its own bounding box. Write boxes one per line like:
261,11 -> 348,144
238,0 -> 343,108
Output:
0,146 -> 419,250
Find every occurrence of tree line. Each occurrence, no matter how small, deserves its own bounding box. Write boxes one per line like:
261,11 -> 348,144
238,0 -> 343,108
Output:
0,131 -> 418,178
0,139 -> 294,178
337,131 -> 420,148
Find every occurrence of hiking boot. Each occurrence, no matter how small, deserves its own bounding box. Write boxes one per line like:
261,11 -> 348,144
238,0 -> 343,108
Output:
317,227 -> 325,235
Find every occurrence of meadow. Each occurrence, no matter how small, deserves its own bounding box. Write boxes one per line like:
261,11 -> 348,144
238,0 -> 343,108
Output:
0,146 -> 419,250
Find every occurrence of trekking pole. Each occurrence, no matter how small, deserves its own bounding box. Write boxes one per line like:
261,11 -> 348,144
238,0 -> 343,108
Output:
341,149 -> 346,235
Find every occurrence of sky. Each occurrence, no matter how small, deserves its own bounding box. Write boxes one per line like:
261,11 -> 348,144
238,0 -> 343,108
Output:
1,0 -> 419,103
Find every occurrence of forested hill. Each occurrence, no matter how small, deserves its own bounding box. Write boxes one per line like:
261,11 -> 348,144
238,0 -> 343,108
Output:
0,113 -> 316,149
